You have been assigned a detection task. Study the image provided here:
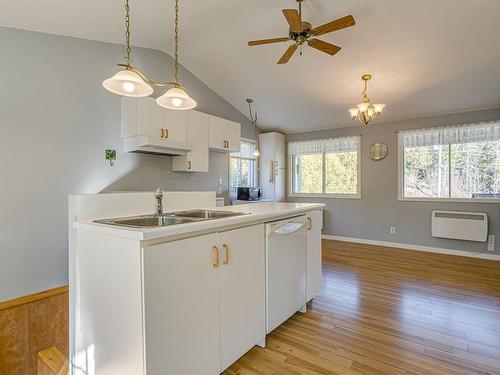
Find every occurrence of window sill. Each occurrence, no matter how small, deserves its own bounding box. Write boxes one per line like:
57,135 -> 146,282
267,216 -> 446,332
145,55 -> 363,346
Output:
289,193 -> 361,200
398,197 -> 500,204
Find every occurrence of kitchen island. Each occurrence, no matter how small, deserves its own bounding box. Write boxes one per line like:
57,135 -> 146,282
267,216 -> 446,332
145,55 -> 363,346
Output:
71,195 -> 323,375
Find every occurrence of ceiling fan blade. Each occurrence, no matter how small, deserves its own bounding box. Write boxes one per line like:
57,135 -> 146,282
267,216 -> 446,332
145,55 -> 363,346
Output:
308,39 -> 341,56
282,9 -> 302,32
248,37 -> 289,46
312,15 -> 356,36
278,43 -> 298,64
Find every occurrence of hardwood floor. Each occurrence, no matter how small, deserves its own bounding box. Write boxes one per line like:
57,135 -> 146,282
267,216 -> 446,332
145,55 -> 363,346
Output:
224,240 -> 500,375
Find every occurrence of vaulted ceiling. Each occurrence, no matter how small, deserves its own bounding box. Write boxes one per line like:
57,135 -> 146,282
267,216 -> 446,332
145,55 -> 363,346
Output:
1,0 -> 499,133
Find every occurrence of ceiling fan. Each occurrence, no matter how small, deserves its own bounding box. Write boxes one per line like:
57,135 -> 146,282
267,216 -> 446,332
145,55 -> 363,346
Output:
248,0 -> 356,64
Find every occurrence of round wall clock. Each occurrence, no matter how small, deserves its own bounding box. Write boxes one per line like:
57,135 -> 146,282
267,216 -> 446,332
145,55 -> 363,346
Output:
368,142 -> 388,161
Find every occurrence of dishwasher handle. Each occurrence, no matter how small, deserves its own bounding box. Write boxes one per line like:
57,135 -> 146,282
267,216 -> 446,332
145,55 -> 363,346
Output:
273,222 -> 306,235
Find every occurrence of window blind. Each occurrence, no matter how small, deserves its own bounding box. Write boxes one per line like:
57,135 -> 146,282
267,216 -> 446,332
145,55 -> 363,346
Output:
288,136 -> 360,155
399,120 -> 500,148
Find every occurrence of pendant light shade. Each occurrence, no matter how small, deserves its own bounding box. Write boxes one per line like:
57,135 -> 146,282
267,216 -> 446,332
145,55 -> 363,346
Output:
103,69 -> 153,97
156,87 -> 197,110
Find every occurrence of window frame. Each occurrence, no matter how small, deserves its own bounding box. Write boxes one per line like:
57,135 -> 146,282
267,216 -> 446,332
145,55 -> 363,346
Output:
288,137 -> 362,199
228,137 -> 258,198
397,128 -> 500,204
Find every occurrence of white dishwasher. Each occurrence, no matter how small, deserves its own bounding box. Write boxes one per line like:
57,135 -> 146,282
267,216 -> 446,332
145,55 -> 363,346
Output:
265,215 -> 307,333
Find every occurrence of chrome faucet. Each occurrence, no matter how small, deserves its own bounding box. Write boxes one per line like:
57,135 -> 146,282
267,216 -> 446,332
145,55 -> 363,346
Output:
154,188 -> 163,216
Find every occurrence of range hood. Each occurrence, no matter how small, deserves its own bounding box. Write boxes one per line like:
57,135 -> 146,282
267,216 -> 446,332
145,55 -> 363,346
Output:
123,136 -> 192,156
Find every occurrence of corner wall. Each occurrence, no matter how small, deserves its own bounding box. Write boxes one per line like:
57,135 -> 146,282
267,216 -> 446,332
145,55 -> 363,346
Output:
0,26 -> 257,301
286,108 -> 500,256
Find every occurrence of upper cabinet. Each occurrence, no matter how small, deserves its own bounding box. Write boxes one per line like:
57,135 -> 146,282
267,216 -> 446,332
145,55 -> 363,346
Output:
122,97 -> 187,143
121,97 -> 241,164
164,110 -> 188,143
172,110 -> 209,172
208,115 -> 241,152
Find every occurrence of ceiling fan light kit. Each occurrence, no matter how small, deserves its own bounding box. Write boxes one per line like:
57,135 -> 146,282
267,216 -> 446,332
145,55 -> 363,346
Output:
349,74 -> 386,125
103,0 -> 197,110
248,0 -> 356,64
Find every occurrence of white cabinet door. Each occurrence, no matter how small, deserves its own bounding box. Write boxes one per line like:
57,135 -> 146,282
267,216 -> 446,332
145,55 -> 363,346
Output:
209,115 -> 241,152
274,133 -> 286,168
121,97 -> 164,139
121,97 -> 188,143
225,120 -> 241,152
164,109 -> 188,143
143,233 -> 220,375
172,110 -> 209,172
219,224 -> 266,371
306,210 -> 323,301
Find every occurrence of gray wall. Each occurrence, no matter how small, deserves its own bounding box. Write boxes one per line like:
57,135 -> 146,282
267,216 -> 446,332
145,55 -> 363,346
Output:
0,27 -> 257,301
287,108 -> 500,255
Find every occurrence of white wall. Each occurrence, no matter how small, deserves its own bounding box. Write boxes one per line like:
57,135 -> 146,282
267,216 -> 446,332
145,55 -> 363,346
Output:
0,26 -> 257,301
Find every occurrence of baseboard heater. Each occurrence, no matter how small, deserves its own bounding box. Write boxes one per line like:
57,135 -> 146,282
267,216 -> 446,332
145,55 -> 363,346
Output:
431,210 -> 488,242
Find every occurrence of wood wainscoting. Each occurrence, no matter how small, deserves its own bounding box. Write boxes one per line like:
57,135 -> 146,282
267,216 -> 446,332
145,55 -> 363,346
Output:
0,286 -> 68,375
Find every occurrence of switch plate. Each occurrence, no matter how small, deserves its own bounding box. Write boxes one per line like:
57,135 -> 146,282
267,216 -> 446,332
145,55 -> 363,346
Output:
487,235 -> 495,252
390,226 -> 396,235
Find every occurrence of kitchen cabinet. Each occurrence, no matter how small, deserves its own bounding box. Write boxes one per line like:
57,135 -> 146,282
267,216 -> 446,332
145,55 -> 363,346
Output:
259,132 -> 286,201
144,233 -> 220,375
219,225 -> 265,371
306,209 -> 323,301
164,108 -> 188,143
209,115 -> 241,152
172,110 -> 209,172
121,97 -> 187,143
143,224 -> 265,374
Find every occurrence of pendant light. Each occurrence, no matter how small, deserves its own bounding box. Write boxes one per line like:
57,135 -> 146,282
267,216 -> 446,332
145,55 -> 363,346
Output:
156,0 -> 197,110
102,0 -> 152,97
103,0 -> 197,111
247,98 -> 260,157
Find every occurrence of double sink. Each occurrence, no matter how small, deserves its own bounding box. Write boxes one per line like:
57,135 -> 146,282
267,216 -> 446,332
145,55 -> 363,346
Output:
95,209 -> 250,228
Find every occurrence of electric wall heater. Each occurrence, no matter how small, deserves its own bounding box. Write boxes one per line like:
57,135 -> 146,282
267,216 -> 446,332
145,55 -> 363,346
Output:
431,210 -> 488,242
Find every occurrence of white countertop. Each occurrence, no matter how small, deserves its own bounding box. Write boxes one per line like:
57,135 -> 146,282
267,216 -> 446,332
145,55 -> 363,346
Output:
74,202 -> 324,241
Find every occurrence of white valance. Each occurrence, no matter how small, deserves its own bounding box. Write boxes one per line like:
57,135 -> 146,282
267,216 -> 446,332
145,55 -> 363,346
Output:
400,120 -> 500,148
288,136 -> 360,155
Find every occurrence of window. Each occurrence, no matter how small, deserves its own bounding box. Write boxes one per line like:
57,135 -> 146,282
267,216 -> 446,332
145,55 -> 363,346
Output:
289,136 -> 361,198
229,139 -> 257,197
399,120 -> 500,201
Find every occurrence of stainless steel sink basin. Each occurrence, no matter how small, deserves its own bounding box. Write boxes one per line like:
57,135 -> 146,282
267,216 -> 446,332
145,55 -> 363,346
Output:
170,209 -> 250,219
95,215 -> 197,228
94,210 -> 251,228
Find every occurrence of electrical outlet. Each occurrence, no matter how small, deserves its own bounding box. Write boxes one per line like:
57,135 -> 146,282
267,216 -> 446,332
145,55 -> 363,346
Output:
390,226 -> 396,235
487,235 -> 495,252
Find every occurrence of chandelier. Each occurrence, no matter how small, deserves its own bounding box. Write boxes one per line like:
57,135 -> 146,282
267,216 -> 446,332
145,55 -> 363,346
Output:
103,0 -> 197,110
348,74 -> 385,125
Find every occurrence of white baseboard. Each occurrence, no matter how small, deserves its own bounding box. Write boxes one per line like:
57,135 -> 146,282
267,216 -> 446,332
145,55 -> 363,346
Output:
322,235 -> 500,261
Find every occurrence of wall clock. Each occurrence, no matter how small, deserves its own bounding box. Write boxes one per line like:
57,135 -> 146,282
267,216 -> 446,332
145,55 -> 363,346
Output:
368,142 -> 388,161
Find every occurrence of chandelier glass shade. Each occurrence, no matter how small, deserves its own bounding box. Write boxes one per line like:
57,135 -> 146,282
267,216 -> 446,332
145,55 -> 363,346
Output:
156,87 -> 197,110
103,69 -> 153,97
103,0 -> 196,110
348,74 -> 385,125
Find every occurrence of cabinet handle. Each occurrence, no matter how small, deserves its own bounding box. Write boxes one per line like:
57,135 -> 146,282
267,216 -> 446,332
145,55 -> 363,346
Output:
224,140 -> 229,149
160,129 -> 169,139
307,217 -> 312,230
222,244 -> 229,265
212,246 -> 219,268
187,161 -> 192,170
269,161 -> 274,183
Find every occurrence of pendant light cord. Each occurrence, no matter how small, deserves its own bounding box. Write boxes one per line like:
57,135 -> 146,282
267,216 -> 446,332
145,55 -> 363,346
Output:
174,0 -> 180,85
124,0 -> 132,65
362,79 -> 369,103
